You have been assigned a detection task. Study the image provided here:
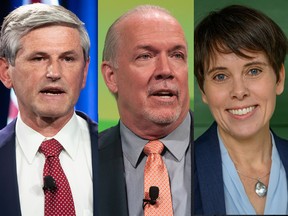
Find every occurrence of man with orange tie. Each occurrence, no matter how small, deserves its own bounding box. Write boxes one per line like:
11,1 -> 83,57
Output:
99,5 -> 192,216
0,3 -> 98,215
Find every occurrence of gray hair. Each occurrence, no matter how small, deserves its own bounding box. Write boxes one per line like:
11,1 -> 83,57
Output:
0,3 -> 90,65
102,5 -> 172,68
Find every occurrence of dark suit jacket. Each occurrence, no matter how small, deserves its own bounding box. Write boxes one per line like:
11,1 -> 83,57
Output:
0,111 -> 98,216
98,112 -> 194,216
194,122 -> 288,215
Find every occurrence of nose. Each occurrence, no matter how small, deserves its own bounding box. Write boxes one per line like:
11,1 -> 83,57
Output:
230,78 -> 249,100
46,61 -> 61,81
154,53 -> 174,80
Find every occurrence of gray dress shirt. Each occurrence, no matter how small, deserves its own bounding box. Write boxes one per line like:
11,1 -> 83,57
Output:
121,113 -> 191,216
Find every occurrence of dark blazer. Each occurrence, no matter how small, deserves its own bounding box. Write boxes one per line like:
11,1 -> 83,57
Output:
0,111 -> 98,216
98,111 -> 194,216
194,121 -> 288,215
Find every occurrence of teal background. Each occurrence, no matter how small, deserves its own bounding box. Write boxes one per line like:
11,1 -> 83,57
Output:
194,0 -> 288,140
99,0 -> 194,132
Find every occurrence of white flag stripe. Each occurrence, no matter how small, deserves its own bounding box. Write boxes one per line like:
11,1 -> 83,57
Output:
7,89 -> 18,124
10,89 -> 18,105
42,0 -> 59,5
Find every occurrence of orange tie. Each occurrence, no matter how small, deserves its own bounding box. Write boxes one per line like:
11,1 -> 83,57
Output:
143,140 -> 173,216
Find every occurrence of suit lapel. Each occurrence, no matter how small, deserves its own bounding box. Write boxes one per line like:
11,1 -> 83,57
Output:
189,111 -> 194,214
274,133 -> 288,179
98,123 -> 129,216
89,121 -> 98,215
195,122 -> 226,214
0,120 -> 21,215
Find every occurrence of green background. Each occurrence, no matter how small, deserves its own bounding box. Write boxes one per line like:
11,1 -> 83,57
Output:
98,0 -> 194,132
194,0 -> 288,139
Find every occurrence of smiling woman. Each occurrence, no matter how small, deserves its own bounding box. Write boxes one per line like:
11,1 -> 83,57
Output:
194,0 -> 288,140
194,4 -> 288,215
202,50 -> 283,139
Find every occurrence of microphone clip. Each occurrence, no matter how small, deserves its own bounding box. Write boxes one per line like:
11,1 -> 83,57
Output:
142,186 -> 159,209
43,175 -> 57,191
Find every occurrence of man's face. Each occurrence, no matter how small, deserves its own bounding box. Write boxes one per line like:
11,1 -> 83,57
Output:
202,51 -> 285,140
110,14 -> 189,137
7,25 -> 89,124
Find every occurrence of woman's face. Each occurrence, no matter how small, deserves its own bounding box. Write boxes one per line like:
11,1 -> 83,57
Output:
201,50 -> 285,140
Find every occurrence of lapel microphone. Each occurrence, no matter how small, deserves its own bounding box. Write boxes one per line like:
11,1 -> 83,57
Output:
43,175 -> 57,191
143,186 -> 159,209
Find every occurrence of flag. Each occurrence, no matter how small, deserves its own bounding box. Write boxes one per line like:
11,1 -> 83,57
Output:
6,0 -> 98,124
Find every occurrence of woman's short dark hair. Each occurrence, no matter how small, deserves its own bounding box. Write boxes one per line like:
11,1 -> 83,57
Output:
194,5 -> 288,91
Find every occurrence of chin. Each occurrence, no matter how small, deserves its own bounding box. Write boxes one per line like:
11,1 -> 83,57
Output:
229,128 -> 260,140
38,108 -> 71,119
145,109 -> 181,125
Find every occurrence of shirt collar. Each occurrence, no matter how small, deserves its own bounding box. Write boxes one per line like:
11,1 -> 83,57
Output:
161,113 -> 191,161
16,112 -> 80,164
120,122 -> 147,168
121,112 -> 191,168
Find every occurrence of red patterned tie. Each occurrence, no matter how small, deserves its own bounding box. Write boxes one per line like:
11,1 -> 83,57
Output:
143,140 -> 173,216
39,139 -> 76,216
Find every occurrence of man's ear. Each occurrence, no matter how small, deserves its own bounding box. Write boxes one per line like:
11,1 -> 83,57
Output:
81,58 -> 90,89
0,58 -> 12,89
101,61 -> 118,94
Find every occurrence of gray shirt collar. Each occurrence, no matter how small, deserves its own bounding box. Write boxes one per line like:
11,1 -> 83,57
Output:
120,112 -> 191,168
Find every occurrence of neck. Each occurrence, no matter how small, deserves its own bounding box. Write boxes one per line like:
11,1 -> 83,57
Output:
20,111 -> 74,137
219,127 -> 272,167
122,120 -> 177,140
121,111 -> 189,140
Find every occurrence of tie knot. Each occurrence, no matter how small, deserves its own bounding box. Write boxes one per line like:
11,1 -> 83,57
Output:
39,138 -> 63,157
144,140 -> 164,155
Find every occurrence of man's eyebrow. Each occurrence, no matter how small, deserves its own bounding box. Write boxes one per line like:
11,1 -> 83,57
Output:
134,44 -> 187,52
28,51 -> 48,56
27,50 -> 78,56
169,45 -> 187,52
134,45 -> 157,52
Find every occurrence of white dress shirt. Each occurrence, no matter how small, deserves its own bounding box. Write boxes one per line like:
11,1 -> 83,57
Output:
15,112 -> 93,216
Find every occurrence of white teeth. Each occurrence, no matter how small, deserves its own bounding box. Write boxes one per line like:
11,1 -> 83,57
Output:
159,96 -> 171,98
44,92 -> 61,95
229,106 -> 255,115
